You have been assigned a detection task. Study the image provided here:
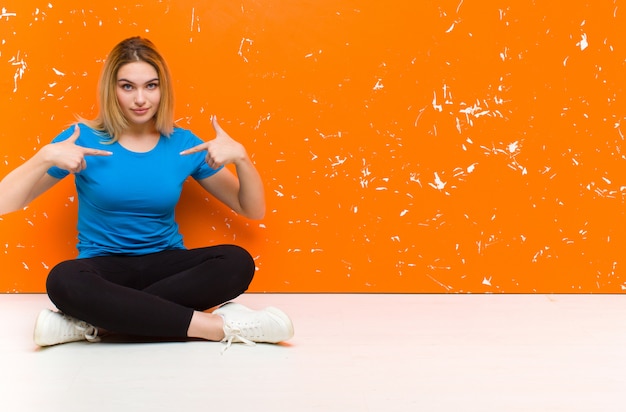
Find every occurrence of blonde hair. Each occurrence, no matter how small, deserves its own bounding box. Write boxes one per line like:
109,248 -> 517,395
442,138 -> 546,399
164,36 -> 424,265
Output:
81,37 -> 174,141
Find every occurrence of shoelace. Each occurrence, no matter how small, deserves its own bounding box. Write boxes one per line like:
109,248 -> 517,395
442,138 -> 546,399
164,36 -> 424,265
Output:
65,314 -> 100,343
220,323 -> 256,354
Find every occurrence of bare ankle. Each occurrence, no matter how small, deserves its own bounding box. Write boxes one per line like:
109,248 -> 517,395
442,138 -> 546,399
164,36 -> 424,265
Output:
187,311 -> 225,341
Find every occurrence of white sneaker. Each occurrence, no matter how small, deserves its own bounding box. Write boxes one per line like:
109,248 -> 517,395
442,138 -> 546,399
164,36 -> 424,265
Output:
214,302 -> 294,350
34,309 -> 99,347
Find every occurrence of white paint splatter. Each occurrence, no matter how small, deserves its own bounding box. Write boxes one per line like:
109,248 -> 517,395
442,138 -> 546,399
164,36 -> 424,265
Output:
331,156 -> 347,167
432,91 -> 442,112
456,0 -> 464,13
500,47 -> 508,61
414,106 -> 427,127
429,172 -> 447,191
577,33 -> 588,51
426,274 -> 452,291
459,103 -> 490,118
409,172 -> 422,187
316,129 -> 342,139
9,51 -> 27,93
508,141 -> 519,153
1,8 -> 16,20
238,38 -> 254,63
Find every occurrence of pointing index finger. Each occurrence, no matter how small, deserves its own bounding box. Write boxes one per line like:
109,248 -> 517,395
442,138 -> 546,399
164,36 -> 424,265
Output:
180,142 -> 207,156
82,147 -> 113,156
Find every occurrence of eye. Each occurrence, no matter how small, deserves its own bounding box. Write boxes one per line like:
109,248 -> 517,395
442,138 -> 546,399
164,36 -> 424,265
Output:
120,83 -> 133,91
146,82 -> 159,90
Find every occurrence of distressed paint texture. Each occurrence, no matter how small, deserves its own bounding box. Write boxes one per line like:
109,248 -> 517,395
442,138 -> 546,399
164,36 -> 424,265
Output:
0,0 -> 625,293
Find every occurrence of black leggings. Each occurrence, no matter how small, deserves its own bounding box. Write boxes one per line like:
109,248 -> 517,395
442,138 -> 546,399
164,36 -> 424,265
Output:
46,245 -> 255,338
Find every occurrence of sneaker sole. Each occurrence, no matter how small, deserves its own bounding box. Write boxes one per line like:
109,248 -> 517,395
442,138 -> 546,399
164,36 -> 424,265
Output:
33,309 -> 54,347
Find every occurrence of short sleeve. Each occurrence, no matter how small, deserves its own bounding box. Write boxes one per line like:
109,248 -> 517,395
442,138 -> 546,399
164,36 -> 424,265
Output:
46,126 -> 76,179
181,130 -> 223,180
192,161 -> 223,180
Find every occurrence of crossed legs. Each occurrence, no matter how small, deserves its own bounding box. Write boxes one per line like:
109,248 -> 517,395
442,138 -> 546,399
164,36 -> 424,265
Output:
45,245 -> 254,340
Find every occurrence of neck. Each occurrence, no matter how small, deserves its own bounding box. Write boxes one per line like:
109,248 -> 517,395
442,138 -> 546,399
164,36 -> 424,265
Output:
124,119 -> 158,137
118,121 -> 161,153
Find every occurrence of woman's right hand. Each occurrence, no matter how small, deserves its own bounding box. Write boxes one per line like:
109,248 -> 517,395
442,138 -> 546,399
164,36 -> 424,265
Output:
42,124 -> 112,173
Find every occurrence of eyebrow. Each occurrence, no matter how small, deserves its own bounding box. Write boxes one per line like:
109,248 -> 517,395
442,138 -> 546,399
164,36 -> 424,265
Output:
117,78 -> 160,85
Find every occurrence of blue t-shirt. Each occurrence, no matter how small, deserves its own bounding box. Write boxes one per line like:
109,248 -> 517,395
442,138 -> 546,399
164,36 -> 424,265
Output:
48,124 -> 221,258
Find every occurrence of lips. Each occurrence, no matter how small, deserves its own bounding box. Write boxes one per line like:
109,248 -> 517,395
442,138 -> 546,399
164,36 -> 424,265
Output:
132,108 -> 150,115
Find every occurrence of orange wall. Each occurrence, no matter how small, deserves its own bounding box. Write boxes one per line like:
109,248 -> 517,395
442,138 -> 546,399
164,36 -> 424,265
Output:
1,0 -> 625,293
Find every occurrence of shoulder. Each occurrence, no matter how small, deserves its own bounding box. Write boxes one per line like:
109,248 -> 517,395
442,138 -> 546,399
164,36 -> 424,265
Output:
51,123 -> 108,144
169,127 -> 203,146
77,123 -> 108,138
170,126 -> 196,139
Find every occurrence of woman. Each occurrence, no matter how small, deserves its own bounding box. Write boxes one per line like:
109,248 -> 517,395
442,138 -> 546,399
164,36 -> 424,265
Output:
0,37 -> 293,349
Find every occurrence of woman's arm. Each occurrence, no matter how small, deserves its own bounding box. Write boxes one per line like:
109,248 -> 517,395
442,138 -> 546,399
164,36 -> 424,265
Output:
196,158 -> 265,220
0,125 -> 112,216
0,152 -> 62,216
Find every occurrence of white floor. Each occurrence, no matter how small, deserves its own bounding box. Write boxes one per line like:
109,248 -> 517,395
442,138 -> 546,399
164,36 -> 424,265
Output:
1,293 -> 625,411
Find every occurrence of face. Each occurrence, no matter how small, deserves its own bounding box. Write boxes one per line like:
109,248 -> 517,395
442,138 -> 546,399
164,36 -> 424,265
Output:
115,61 -> 161,128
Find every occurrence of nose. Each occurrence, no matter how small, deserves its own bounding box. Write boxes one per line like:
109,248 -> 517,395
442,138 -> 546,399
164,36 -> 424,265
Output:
135,90 -> 146,106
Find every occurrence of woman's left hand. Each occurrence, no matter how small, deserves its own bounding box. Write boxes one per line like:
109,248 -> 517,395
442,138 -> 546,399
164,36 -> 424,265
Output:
180,115 -> 247,169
